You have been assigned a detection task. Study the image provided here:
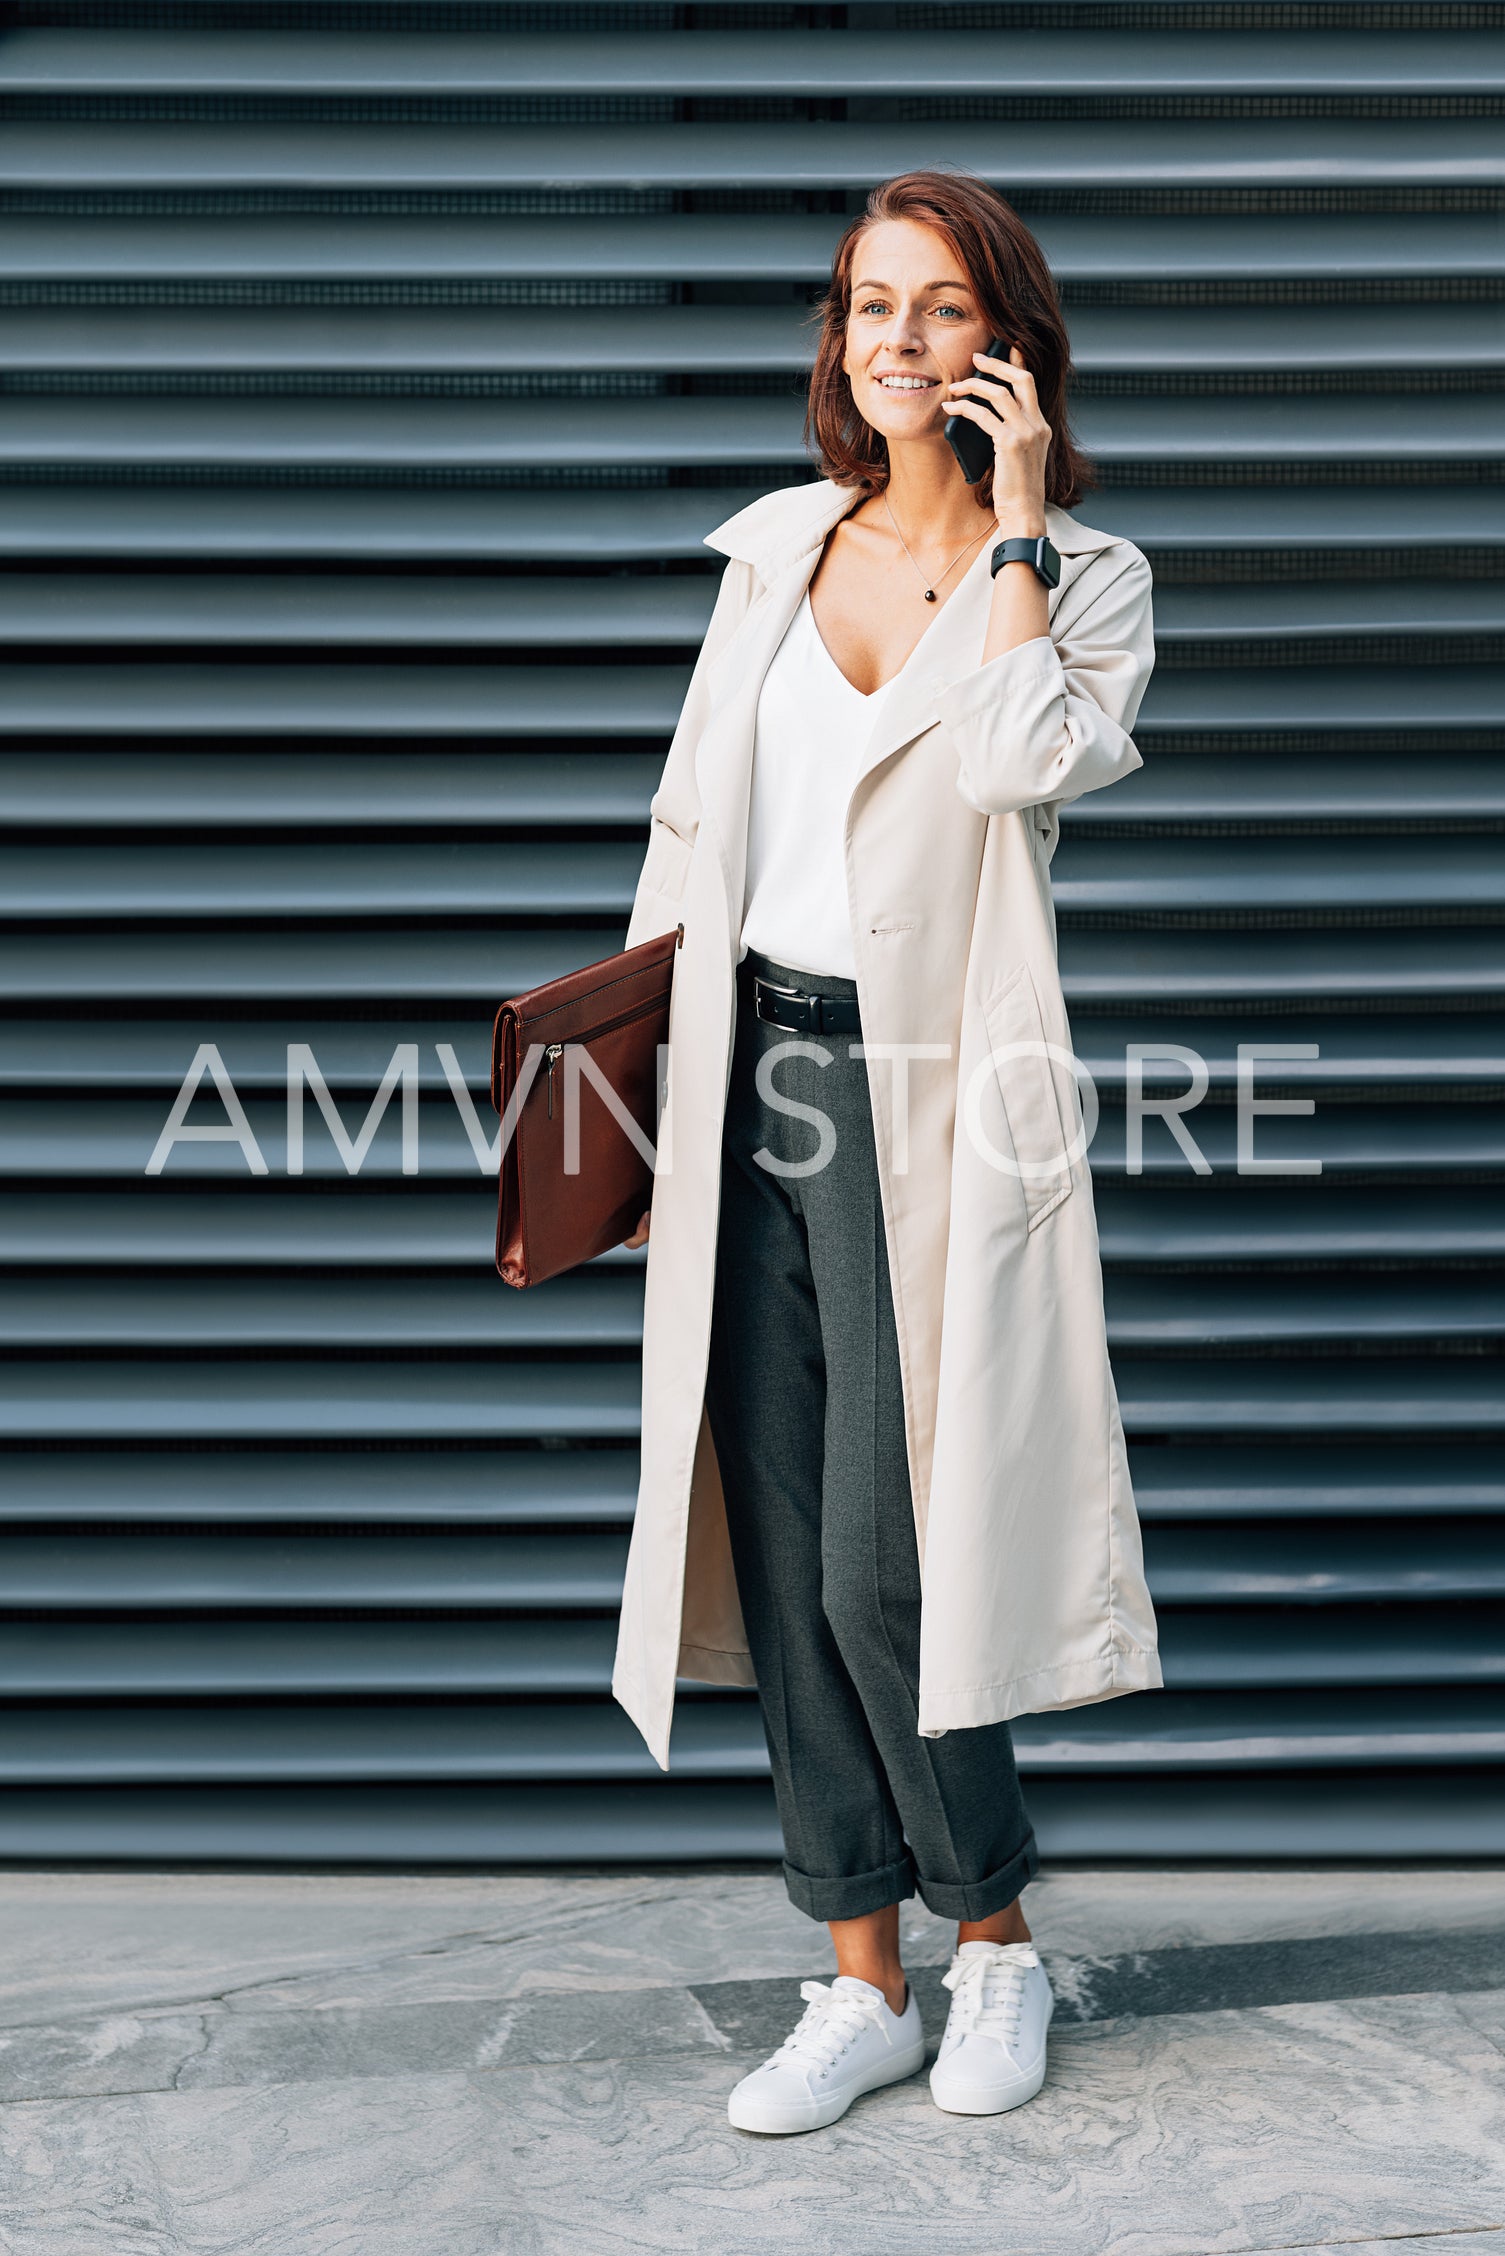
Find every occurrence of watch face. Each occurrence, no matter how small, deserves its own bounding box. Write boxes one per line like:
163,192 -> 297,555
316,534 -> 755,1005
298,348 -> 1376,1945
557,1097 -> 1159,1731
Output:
1039,537 -> 1061,588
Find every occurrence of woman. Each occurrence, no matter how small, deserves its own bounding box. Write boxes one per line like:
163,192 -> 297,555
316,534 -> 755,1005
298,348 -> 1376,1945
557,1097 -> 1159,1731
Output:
615,171 -> 1162,2134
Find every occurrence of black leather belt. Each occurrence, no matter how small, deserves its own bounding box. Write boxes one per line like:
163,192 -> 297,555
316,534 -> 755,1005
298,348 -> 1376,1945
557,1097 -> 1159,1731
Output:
751,974 -> 862,1036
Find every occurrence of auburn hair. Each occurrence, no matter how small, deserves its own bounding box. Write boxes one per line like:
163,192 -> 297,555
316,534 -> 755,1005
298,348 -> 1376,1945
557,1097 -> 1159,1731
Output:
804,170 -> 1098,510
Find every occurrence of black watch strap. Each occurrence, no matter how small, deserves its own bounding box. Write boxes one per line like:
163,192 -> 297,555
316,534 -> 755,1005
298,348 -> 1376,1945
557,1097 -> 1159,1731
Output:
990,533 -> 1061,588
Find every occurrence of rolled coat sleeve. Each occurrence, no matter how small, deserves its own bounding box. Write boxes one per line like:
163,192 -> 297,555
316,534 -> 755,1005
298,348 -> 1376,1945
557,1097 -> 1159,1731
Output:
936,543 -> 1155,818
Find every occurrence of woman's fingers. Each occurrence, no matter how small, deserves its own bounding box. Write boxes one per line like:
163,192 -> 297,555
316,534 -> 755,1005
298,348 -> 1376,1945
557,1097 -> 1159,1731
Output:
946,373 -> 1043,431
972,343 -> 1037,393
945,393 -> 1030,448
947,367 -> 1018,399
948,343 -> 1043,428
944,384 -> 1020,428
622,1209 -> 652,1249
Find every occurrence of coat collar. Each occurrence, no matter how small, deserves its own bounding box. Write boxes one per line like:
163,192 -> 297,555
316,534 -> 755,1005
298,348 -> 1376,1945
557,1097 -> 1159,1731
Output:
703,477 -> 1126,579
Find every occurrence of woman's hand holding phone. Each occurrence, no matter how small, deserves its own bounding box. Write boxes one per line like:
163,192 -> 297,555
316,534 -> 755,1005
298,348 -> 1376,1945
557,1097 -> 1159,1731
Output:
943,339 -> 1052,536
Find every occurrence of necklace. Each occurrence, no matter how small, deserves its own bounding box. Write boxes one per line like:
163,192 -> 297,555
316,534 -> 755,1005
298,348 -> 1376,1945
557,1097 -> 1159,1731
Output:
882,494 -> 991,602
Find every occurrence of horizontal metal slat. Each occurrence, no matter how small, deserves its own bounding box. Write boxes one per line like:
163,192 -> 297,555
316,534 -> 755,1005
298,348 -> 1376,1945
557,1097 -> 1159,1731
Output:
0,583 -> 1501,665
1078,1016 -> 1505,1093
1090,1103 -> 1505,1176
1063,930 -> 1505,1006
1148,1522 -> 1505,1603
0,663 -> 1498,740
0,1522 -> 1492,1610
0,1774 -> 1495,1863
4,1271 -> 1499,1354
0,1607 -> 1494,1696
0,929 -> 614,1004
0,1692 -> 1494,1786
3,304 -> 1501,377
10,832 -> 1502,917
0,577 -> 716,652
0,839 -> 646,914
1130,1442 -> 1505,1520
0,750 -> 663,826
0,486 -> 762,562
4,121 -> 1499,194
0,1619 -> 621,1697
1146,584 -> 1505,655
1139,665 -> 1505,736
1054,836 -> 1505,915
0,1359 -> 644,1443
5,1098 -> 1502,1184
1093,1188 -> 1505,1264
1113,1359 -> 1505,1435
0,753 -> 1498,834
0,397 -> 1498,473
9,930 -> 1499,1010
0,1445 -> 642,1525
3,484 -> 1498,564
1083,755 -> 1505,826
0,1188 -> 580,1266
0,1274 -> 648,1353
0,1777 -> 1498,1867
0,1021 -> 508,1087
3,1012 -> 1500,1095
0,1440 -> 1494,1526
3,1187 -> 1498,1269
0,1532 -> 632,1610
8,30 -> 1501,97
0,214 -> 1498,287
0,665 -> 690,738
0,1356 -> 1496,1443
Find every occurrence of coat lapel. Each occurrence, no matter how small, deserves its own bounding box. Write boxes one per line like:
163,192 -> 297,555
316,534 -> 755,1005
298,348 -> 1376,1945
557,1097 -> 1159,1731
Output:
690,551 -> 822,920
694,481 -> 1126,916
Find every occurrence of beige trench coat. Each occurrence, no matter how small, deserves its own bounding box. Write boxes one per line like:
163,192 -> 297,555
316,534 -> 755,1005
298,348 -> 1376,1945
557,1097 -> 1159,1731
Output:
612,477 -> 1164,1770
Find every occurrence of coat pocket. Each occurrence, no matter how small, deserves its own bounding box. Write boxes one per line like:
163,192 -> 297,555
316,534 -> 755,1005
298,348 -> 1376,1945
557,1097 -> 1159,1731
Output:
977,961 -> 1076,1231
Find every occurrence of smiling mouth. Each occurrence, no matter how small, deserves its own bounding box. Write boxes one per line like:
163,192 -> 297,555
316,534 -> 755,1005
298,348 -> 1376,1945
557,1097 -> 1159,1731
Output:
875,373 -> 940,391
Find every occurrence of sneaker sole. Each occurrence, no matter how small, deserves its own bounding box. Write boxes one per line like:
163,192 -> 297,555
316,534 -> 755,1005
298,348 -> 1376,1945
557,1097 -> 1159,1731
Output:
728,2037 -> 928,2135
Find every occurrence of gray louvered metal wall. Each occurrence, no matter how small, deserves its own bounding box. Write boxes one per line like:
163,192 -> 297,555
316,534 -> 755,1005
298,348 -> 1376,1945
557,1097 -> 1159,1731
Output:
1,0 -> 1501,1864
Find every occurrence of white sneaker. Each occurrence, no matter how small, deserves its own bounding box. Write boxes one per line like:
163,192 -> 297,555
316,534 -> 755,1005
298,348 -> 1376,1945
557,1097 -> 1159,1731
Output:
727,1974 -> 926,2134
929,1940 -> 1053,2116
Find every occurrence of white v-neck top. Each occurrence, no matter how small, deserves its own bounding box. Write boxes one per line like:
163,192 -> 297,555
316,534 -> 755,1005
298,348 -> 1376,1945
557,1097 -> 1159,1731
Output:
738,591 -> 895,981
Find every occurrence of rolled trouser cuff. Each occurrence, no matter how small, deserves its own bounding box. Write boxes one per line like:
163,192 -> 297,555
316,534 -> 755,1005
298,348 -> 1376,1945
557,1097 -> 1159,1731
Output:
782,1849 -> 917,1924
913,1830 -> 1040,1922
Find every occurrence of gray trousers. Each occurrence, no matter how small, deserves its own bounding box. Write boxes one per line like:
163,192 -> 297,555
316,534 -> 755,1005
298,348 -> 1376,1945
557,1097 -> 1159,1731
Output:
705,947 -> 1040,1925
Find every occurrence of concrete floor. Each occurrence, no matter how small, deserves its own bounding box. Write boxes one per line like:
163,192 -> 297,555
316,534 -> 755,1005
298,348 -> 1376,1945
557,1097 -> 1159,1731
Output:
0,1866 -> 1501,2256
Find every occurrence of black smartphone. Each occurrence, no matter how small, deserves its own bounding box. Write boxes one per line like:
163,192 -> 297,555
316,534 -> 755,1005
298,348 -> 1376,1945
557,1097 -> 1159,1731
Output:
944,334 -> 1012,483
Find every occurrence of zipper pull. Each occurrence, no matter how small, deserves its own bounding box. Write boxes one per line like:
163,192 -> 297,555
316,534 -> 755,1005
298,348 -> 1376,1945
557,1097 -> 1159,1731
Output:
544,1042 -> 563,1118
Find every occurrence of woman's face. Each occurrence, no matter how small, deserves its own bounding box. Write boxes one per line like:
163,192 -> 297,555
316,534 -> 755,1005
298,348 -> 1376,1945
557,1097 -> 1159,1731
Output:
840,218 -> 997,446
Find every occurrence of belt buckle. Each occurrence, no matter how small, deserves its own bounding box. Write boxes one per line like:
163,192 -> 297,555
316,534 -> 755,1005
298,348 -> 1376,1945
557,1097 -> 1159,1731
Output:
754,976 -> 811,1031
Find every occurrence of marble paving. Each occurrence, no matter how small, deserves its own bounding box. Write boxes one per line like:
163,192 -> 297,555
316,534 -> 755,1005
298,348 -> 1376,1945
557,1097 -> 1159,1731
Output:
0,1868 -> 1500,2256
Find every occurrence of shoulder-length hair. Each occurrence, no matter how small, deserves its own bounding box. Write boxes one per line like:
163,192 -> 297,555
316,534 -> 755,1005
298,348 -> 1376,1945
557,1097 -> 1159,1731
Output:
805,170 -> 1098,511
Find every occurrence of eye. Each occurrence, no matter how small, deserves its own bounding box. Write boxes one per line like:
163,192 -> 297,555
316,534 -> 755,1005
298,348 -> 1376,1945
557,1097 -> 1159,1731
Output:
931,302 -> 968,320
856,298 -> 890,317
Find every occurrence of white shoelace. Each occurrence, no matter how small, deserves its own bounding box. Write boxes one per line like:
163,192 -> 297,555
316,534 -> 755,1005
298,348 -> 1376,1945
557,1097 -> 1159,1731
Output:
941,1946 -> 1037,2042
767,1979 -> 890,2073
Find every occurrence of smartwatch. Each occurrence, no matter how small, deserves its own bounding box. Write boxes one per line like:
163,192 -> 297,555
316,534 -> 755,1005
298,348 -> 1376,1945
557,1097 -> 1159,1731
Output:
990,533 -> 1061,589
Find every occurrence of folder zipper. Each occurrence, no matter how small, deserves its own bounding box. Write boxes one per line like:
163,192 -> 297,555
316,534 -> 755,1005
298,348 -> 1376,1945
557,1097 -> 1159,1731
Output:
540,988 -> 667,1121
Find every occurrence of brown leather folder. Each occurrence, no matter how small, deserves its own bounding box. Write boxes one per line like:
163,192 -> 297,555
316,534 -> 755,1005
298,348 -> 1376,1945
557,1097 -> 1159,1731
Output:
490,923 -> 683,1288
